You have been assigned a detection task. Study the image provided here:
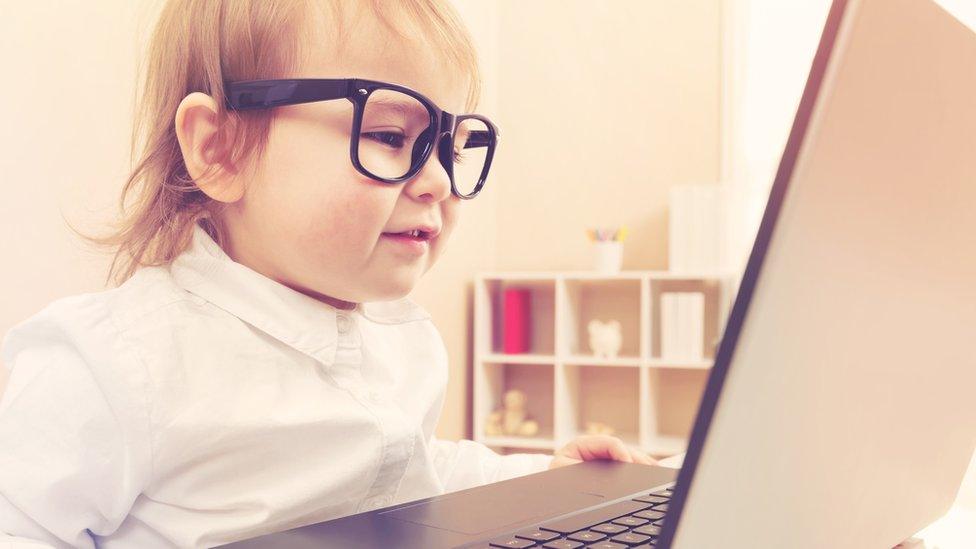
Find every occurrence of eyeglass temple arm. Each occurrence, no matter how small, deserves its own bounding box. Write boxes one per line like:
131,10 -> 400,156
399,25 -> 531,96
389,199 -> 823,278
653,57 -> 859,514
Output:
224,79 -> 351,110
463,130 -> 494,149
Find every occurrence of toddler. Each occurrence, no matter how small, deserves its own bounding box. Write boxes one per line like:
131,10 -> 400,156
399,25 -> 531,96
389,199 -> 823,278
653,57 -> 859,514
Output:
0,1 -> 654,547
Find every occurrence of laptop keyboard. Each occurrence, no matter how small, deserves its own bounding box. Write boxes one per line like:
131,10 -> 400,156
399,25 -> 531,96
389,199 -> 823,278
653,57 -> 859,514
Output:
480,485 -> 673,548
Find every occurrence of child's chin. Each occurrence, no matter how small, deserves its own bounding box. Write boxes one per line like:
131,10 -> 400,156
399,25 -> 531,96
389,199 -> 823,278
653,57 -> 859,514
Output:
356,262 -> 429,302
368,275 -> 416,302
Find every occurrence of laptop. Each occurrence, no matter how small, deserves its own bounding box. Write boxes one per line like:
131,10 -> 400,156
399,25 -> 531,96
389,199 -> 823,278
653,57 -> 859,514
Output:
218,0 -> 976,546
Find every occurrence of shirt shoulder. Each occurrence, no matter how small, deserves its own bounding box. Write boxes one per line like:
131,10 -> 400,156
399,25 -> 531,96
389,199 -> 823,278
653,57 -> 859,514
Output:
0,281 -> 158,547
107,265 -> 203,325
1,265 -> 197,393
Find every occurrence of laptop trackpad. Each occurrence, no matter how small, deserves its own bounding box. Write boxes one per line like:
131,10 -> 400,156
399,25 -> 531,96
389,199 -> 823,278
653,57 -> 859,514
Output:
381,484 -> 605,535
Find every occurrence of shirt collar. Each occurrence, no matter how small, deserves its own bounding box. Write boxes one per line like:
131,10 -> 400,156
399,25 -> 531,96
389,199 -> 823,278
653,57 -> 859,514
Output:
168,224 -> 431,365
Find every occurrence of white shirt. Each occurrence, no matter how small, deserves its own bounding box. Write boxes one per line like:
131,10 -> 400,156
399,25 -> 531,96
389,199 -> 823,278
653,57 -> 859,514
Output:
0,225 -> 553,548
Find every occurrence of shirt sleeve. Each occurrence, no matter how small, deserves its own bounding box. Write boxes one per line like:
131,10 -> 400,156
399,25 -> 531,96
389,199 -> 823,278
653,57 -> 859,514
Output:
0,533 -> 57,548
0,297 -> 153,548
421,323 -> 554,493
429,435 -> 554,494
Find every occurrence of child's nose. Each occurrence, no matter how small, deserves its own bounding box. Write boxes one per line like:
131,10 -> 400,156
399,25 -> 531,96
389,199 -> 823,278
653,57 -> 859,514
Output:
404,131 -> 453,203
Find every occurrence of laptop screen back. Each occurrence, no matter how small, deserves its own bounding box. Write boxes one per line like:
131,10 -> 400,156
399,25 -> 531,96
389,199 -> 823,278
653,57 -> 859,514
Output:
661,0 -> 976,547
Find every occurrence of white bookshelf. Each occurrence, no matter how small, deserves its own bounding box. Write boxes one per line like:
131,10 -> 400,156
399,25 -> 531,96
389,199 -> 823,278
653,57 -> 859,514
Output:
473,271 -> 732,457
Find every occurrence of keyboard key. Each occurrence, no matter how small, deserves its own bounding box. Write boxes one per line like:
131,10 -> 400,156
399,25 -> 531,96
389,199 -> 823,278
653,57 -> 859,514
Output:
591,523 -> 628,535
540,500 -> 650,534
568,530 -> 607,543
515,528 -> 559,543
632,524 -> 661,537
584,543 -> 628,549
516,530 -> 560,542
610,532 -> 652,545
651,504 -> 668,512
543,540 -> 583,549
633,509 -> 665,521
611,516 -> 648,527
489,537 -> 535,548
632,495 -> 669,505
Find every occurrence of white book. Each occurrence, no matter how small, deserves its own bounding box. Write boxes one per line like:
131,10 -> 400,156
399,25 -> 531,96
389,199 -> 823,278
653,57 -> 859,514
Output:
686,188 -> 698,273
687,292 -> 705,360
700,186 -> 720,274
702,188 -> 718,274
669,184 -> 725,275
689,185 -> 715,272
661,293 -> 679,359
668,187 -> 686,272
677,294 -> 690,357
665,292 -> 705,360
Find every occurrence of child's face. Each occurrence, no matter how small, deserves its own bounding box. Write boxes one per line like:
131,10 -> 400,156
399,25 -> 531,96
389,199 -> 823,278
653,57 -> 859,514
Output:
220,9 -> 472,308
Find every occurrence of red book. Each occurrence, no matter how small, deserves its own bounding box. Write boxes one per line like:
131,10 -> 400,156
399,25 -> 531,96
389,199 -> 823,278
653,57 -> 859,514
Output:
503,288 -> 532,354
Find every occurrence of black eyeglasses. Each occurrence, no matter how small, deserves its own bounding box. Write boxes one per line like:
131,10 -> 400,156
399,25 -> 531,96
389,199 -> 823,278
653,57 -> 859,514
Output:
224,78 -> 498,200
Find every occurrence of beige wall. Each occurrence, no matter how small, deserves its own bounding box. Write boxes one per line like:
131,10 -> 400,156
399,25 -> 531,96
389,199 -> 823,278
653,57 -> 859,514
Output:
492,0 -> 721,273
0,1 -> 151,339
0,1 -> 159,396
422,0 -> 722,440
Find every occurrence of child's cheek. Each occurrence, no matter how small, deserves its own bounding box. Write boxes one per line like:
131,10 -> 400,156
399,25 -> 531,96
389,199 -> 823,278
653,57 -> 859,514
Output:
438,198 -> 461,241
296,182 -> 391,258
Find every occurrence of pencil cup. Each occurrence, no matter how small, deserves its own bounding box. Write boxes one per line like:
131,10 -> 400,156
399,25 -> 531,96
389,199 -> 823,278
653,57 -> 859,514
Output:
593,241 -> 623,273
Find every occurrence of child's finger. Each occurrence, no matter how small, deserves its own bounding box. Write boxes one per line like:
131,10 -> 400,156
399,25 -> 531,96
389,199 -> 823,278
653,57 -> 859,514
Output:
631,448 -> 657,465
577,435 -> 634,463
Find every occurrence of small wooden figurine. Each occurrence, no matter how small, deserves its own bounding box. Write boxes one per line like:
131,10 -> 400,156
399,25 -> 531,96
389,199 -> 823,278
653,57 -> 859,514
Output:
485,389 -> 539,437
584,421 -> 616,436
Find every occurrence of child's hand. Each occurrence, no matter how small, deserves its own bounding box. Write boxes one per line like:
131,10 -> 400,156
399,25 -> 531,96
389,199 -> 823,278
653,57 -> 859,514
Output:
548,435 -> 657,469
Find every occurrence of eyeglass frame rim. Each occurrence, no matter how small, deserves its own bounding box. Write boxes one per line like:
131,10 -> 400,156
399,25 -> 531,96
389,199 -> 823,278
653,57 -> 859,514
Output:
222,77 -> 498,200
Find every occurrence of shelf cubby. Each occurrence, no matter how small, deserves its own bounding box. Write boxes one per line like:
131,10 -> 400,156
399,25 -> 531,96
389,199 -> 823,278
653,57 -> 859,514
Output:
650,368 -> 710,440
476,277 -> 555,356
649,277 -> 724,360
473,271 -> 733,458
560,364 -> 641,446
474,360 -> 556,449
559,277 -> 642,359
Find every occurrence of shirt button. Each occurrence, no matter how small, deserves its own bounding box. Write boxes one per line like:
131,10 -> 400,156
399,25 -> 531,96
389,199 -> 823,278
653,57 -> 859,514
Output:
336,314 -> 350,334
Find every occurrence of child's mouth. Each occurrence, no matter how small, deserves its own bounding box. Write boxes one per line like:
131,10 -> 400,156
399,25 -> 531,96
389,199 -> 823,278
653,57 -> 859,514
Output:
381,230 -> 432,256
385,229 -> 430,240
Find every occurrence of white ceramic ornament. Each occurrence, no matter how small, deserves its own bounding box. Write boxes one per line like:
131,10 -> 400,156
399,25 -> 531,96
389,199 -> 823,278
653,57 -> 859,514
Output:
587,319 -> 622,359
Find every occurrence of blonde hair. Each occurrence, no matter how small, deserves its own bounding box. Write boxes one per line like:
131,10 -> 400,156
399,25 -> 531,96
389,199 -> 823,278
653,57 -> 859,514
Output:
96,0 -> 482,285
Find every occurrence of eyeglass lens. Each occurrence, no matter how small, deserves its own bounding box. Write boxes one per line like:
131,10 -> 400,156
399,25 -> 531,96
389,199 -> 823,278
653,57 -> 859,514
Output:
358,88 -> 489,196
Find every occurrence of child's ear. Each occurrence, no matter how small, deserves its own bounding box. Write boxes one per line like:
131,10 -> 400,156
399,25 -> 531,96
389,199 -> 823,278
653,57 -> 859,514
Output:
174,92 -> 244,203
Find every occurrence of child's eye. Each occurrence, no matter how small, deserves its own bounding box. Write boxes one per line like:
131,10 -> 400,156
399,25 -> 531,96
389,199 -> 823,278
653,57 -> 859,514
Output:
362,130 -> 405,149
